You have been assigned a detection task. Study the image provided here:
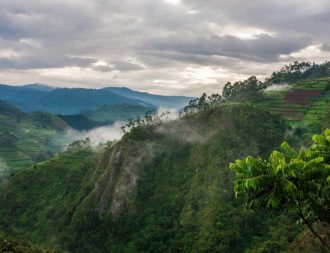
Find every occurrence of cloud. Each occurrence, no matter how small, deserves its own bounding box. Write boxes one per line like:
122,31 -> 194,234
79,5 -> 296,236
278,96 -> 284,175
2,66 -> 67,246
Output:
266,83 -> 290,92
66,121 -> 124,146
0,0 -> 329,96
145,34 -> 311,62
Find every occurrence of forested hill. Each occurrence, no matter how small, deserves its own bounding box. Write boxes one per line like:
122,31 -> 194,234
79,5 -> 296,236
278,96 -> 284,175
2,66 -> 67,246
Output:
0,62 -> 329,252
0,105 -> 289,253
0,84 -> 192,114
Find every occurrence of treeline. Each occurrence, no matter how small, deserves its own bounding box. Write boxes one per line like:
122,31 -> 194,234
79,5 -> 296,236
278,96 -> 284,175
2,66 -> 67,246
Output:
122,61 -> 330,132
266,61 -> 330,84
121,110 -> 173,133
184,76 -> 266,113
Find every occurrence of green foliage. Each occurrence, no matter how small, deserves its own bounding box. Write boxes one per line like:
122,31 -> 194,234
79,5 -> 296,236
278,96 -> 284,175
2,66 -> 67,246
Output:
121,110 -> 171,133
0,147 -> 103,250
183,93 -> 222,114
222,76 -> 266,100
0,105 -> 291,253
231,128 -> 330,249
0,101 -> 70,172
0,233 -> 61,253
267,61 -> 330,84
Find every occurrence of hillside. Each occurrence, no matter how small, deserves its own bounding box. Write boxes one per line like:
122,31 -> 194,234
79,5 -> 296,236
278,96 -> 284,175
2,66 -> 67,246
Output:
0,101 -> 70,173
256,78 -> 330,138
0,68 -> 329,252
0,104 -> 298,253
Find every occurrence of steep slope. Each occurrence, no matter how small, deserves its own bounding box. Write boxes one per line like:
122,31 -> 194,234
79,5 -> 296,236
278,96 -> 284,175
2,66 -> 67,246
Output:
103,87 -> 193,109
0,104 -> 295,253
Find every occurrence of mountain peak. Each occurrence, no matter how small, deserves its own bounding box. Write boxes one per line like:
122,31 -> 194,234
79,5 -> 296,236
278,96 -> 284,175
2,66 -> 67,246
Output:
22,83 -> 55,92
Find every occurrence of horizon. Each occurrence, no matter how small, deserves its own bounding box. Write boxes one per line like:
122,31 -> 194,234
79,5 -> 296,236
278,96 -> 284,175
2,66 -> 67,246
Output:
0,82 -> 194,97
1,1 -> 330,96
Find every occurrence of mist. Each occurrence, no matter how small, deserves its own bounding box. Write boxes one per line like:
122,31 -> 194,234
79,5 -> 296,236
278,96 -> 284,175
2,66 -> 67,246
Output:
66,121 -> 125,146
0,158 -> 9,178
157,107 -> 180,121
266,83 -> 291,92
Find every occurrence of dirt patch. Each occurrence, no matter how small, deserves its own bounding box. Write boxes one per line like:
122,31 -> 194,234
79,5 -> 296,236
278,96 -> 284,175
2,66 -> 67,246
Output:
285,89 -> 322,104
272,107 -> 304,120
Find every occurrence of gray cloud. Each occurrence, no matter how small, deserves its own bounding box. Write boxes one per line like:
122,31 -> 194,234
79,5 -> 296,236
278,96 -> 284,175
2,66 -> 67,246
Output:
0,0 -> 329,96
145,34 -> 311,62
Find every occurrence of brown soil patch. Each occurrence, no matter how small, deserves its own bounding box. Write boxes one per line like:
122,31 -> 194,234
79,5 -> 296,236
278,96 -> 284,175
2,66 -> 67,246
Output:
272,107 -> 304,120
285,89 -> 322,104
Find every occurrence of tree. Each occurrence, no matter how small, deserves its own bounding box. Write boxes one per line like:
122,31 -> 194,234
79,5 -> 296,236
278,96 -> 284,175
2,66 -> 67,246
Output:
230,129 -> 330,250
222,76 -> 266,100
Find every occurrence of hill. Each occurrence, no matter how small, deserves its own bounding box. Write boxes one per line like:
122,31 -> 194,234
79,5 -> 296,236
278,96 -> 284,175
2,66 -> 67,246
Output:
0,104 -> 297,253
0,101 -> 70,172
0,85 -> 192,115
256,78 -> 330,138
0,65 -> 329,252
58,114 -> 102,131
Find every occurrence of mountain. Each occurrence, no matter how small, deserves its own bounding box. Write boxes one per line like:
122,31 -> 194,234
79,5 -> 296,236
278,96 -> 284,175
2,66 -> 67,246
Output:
0,85 -> 192,115
0,71 -> 329,252
59,114 -> 102,131
104,87 -> 193,109
22,83 -> 56,92
0,104 -> 295,253
0,84 -> 48,111
82,103 -> 154,124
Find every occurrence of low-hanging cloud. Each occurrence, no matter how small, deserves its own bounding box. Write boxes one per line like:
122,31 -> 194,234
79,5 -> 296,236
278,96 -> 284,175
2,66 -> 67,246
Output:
266,83 -> 291,92
157,107 -> 180,121
66,121 -> 125,146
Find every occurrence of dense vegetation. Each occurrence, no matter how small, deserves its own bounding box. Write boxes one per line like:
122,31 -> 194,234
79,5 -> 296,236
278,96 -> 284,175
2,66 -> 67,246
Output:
266,61 -> 330,84
0,101 -> 70,172
0,105 -> 294,253
231,129 -> 330,250
0,62 -> 329,252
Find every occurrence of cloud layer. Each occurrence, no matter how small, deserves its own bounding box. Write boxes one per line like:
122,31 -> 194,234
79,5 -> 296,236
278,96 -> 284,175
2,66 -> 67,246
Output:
0,0 -> 330,95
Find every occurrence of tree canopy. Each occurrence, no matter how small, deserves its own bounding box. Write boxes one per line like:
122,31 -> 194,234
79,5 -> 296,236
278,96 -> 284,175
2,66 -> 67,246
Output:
230,129 -> 330,250
267,61 -> 330,84
222,76 -> 266,100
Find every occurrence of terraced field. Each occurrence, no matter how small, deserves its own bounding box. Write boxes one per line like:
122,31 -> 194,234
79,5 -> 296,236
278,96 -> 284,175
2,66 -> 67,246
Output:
0,103 -> 70,173
257,79 -> 330,130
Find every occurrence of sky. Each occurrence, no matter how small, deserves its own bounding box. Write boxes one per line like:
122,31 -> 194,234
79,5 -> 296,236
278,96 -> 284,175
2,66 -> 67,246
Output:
0,0 -> 330,96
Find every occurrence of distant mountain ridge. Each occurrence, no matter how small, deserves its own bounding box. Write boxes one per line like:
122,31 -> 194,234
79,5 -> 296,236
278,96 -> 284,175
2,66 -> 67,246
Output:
0,84 -> 193,115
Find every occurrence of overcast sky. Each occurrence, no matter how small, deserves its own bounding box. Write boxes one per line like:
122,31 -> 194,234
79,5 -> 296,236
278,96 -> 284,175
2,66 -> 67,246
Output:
1,0 -> 330,96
